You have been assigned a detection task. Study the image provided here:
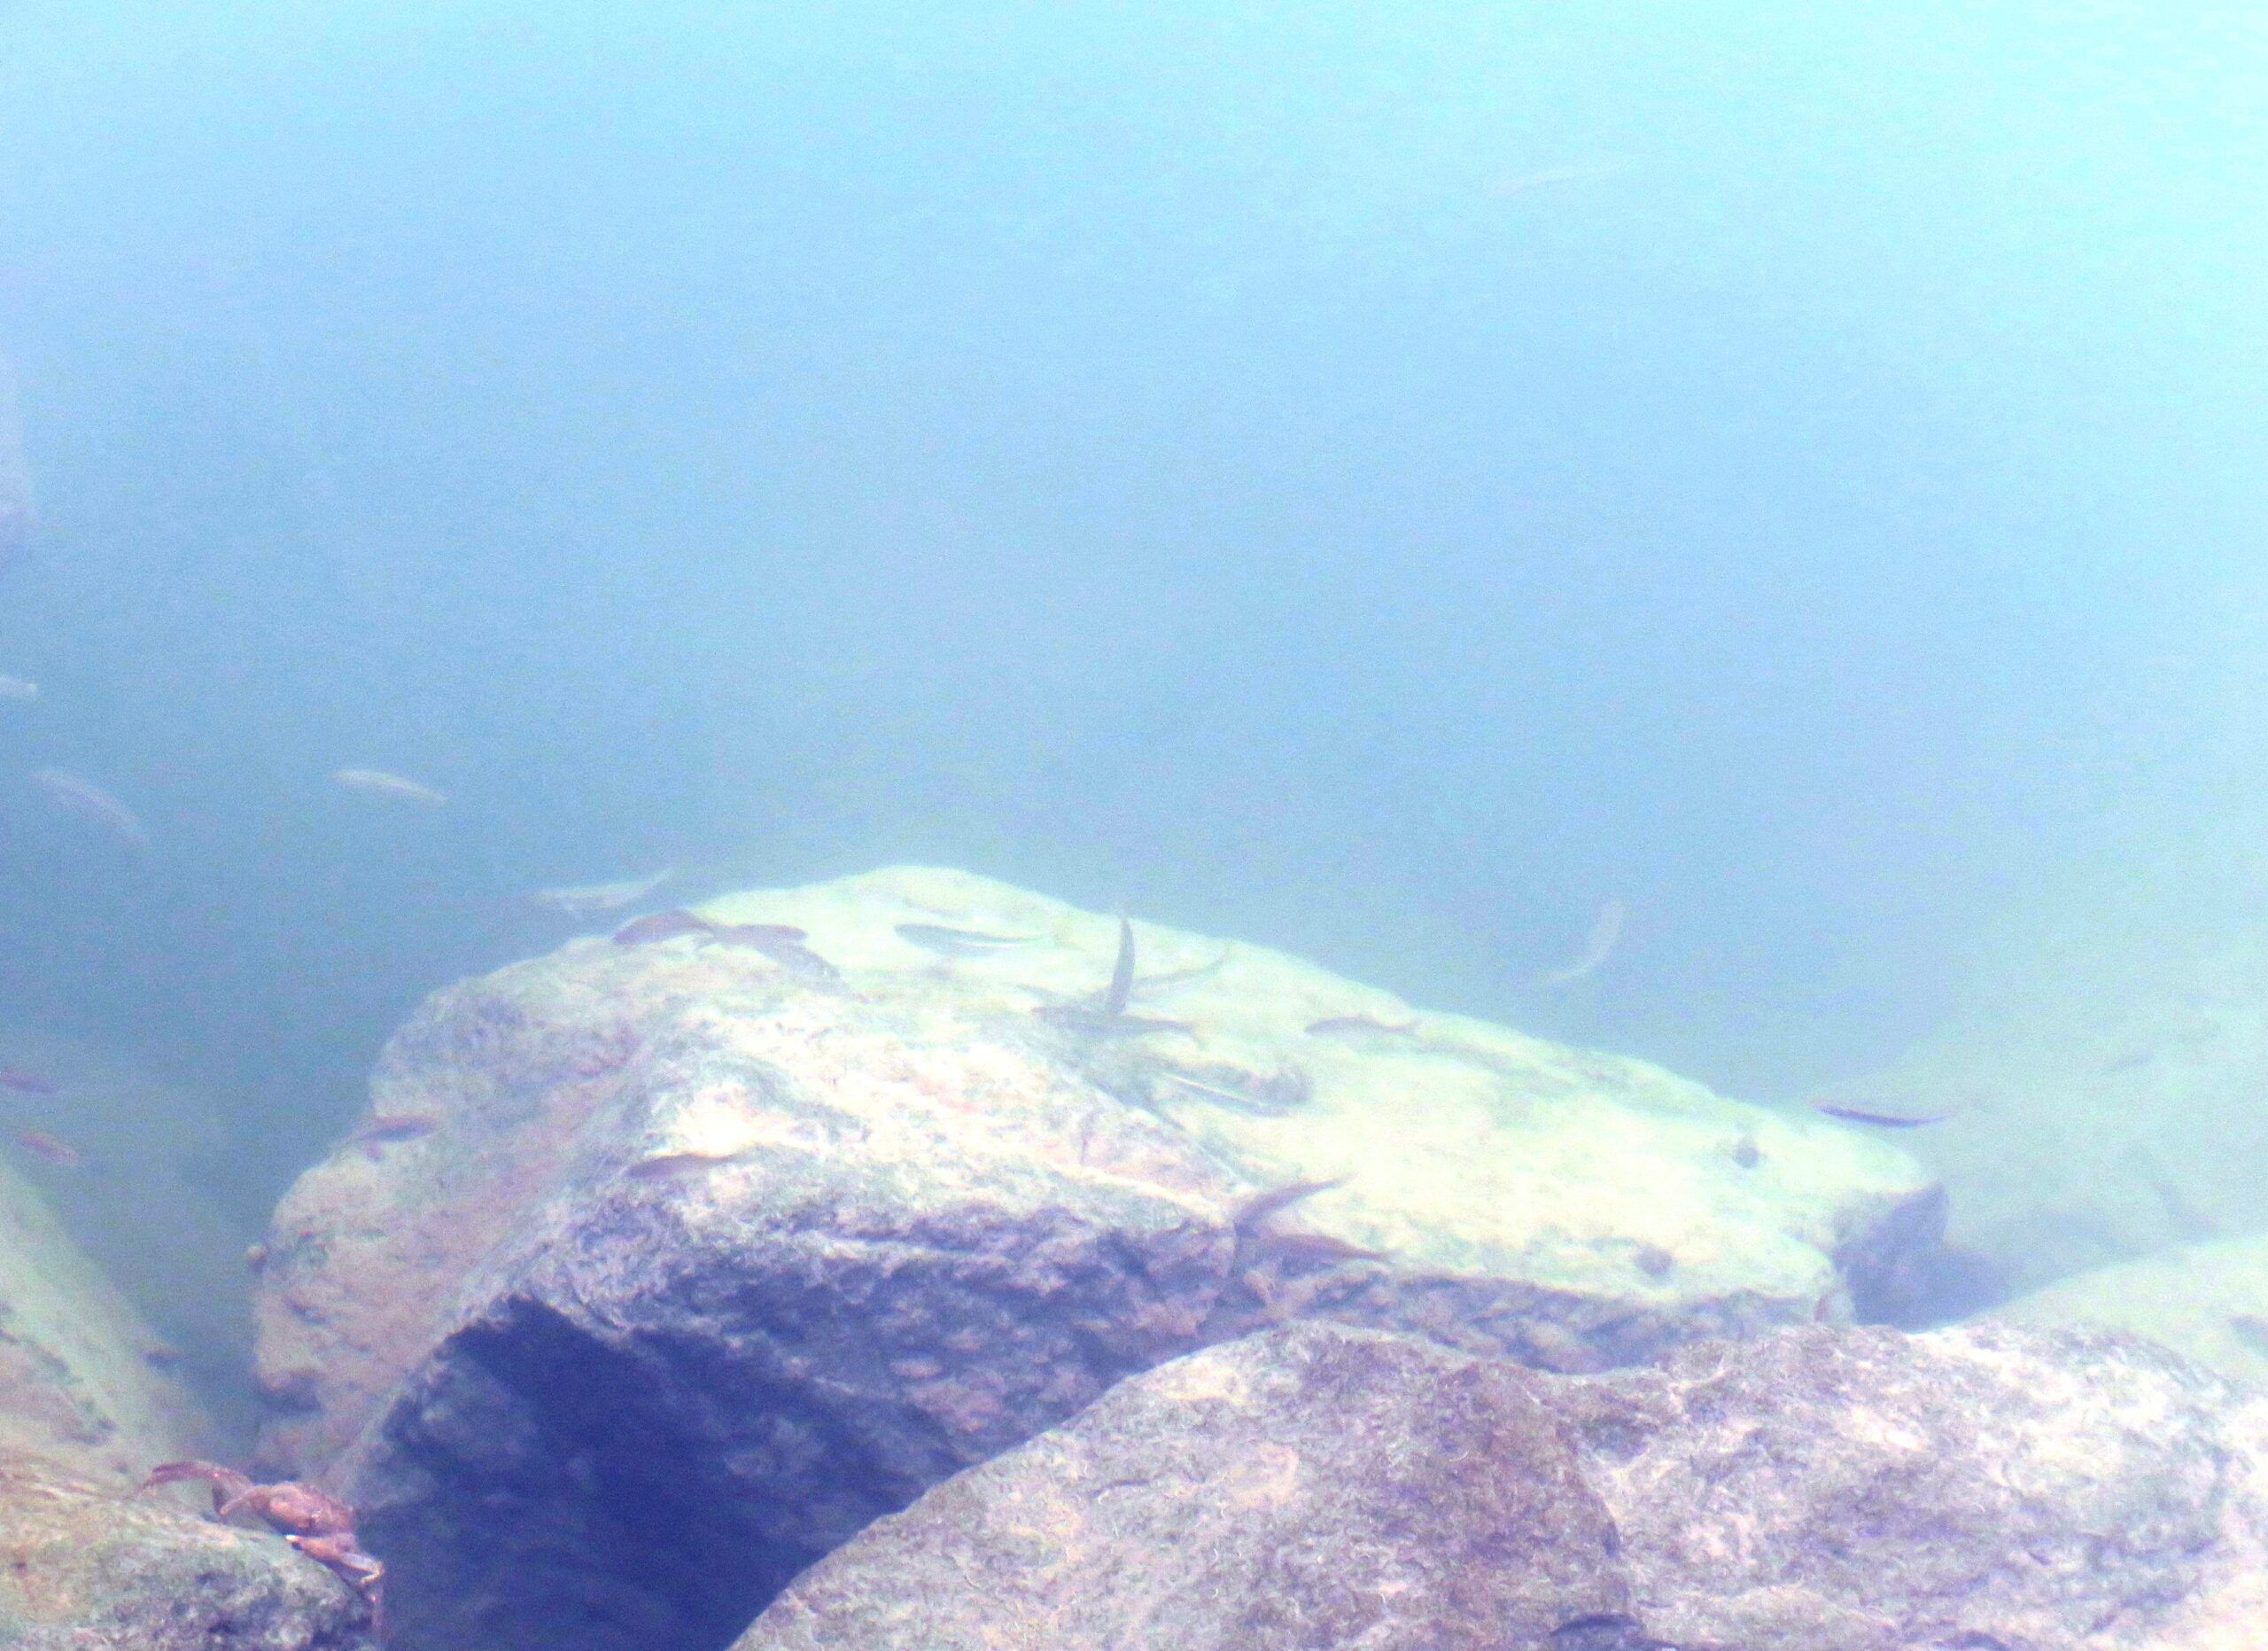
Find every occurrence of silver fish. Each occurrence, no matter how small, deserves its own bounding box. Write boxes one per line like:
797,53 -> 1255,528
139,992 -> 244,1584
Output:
531,866 -> 676,916
0,674 -> 35,700
332,767 -> 447,807
1538,898 -> 1626,985
31,768 -> 147,847
893,922 -> 1042,956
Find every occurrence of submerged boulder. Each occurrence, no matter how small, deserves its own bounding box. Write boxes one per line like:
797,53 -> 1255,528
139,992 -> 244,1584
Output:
250,865 -> 1938,1651
737,1320 -> 1632,1651
0,1151 -> 202,1484
0,1133 -> 365,1647
0,1449 -> 378,1651
1992,1230 -> 2268,1387
741,1320 -> 2268,1651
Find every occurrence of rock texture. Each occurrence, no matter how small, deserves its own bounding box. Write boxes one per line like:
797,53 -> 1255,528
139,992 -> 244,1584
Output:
0,1133 -> 361,1647
0,1151 -> 202,1484
741,1320 -> 2268,1651
251,866 -> 1939,1651
0,1448 -> 377,1650
740,1320 -> 1632,1651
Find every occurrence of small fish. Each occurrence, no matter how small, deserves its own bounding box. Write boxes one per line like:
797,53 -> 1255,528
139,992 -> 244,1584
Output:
331,767 -> 447,807
31,768 -> 148,848
1102,914 -> 1136,1016
711,928 -> 842,982
894,922 -> 1042,956
706,922 -> 811,946
1811,1102 -> 1951,1129
1258,1229 -> 1384,1266
1155,1067 -> 1311,1113
0,674 -> 35,699
613,909 -> 717,946
1233,1177 -> 1345,1230
1304,1014 -> 1418,1038
1487,160 -> 1623,199
11,1126 -> 84,1167
529,867 -> 676,916
2229,1314 -> 2268,1359
347,1113 -> 439,1148
624,1149 -> 744,1181
1539,898 -> 1626,986
0,1068 -> 58,1095
1032,1005 -> 1195,1039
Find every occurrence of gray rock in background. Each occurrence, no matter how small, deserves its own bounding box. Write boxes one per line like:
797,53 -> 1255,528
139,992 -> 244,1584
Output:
0,1149 -> 204,1484
250,866 -> 1943,1651
742,1321 -> 2268,1651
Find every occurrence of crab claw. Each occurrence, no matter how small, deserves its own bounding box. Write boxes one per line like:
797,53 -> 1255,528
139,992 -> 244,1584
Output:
139,1460 -> 255,1515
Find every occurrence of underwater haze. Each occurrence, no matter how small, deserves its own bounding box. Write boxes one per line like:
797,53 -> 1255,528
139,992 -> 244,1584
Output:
0,2 -> 2262,1260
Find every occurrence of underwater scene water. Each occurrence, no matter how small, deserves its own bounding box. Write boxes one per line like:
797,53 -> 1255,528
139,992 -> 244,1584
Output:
0,5 -> 2264,1649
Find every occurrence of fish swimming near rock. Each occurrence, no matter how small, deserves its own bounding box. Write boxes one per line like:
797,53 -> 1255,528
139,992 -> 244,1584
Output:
530,867 -> 677,916
1811,1102 -> 1951,1129
613,909 -> 717,946
331,767 -> 447,807
11,1126 -> 84,1168
894,922 -> 1043,956
1538,898 -> 1626,985
1032,914 -> 1195,1039
708,924 -> 842,981
347,1113 -> 440,1150
1304,1014 -> 1419,1038
31,768 -> 149,848
0,674 -> 35,700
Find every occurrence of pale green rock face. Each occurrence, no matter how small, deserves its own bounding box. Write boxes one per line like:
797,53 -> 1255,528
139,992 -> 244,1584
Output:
699,864 -> 1934,1336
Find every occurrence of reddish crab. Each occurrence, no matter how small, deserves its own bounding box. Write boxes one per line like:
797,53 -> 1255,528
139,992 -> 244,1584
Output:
141,1460 -> 384,1628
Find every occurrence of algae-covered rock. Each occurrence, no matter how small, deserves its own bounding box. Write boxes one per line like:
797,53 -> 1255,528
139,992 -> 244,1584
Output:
735,1320 -> 1632,1651
743,1321 -> 2268,1651
0,1448 -> 376,1650
250,866 -> 1937,1651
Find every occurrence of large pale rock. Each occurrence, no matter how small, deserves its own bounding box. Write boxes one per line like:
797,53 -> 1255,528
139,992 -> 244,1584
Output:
738,1320 -> 1632,1651
252,866 -> 1937,1651
1992,1231 -> 2268,1386
742,1321 -> 2268,1651
1573,1324 -> 2268,1650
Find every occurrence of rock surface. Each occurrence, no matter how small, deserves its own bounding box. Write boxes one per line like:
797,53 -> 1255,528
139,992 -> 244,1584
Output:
1993,1231 -> 2268,1386
251,865 -> 1939,1651
739,1320 -> 1631,1651
741,1320 -> 2268,1651
0,1150 -> 203,1484
0,1447 -> 377,1651
0,1137 -> 351,1647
